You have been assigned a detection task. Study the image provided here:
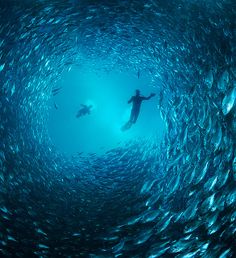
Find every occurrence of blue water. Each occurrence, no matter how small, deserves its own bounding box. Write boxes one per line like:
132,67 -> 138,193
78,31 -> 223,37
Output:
0,0 -> 235,257
48,67 -> 164,155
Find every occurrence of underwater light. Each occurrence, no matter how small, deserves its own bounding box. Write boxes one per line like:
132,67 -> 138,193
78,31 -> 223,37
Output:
1,0 -> 235,257
48,67 -> 165,155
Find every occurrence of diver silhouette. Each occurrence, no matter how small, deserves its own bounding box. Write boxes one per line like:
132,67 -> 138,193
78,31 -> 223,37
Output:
76,104 -> 93,118
121,90 -> 156,131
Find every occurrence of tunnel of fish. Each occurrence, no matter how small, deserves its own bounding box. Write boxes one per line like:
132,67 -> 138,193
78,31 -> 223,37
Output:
0,0 -> 236,257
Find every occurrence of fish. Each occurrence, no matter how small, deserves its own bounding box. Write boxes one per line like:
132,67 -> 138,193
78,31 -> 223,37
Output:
222,86 -> 236,115
204,176 -> 218,192
141,209 -> 160,223
146,243 -> 169,258
36,228 -> 47,236
140,179 -> 157,194
157,214 -> 174,233
112,238 -> 125,254
134,228 -> 153,245
233,157 -> 236,173
219,249 -> 232,258
218,70 -> 229,91
194,161 -> 210,185
201,193 -> 215,213
52,87 -> 62,96
0,0 -> 235,257
54,102 -> 58,109
38,244 -> 49,249
204,69 -> 214,89
180,250 -> 200,258
169,239 -> 194,253
0,64 -> 5,72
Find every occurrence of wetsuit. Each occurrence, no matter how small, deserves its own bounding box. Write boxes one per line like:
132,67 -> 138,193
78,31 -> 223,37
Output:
128,95 -> 152,123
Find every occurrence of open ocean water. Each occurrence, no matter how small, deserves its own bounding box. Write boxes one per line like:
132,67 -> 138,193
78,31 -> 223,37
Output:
0,0 -> 236,257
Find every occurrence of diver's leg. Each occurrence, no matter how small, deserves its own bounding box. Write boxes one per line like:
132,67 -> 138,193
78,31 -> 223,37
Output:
129,109 -> 135,123
132,109 -> 140,123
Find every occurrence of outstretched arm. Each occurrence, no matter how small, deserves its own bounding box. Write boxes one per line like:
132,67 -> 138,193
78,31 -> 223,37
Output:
142,93 -> 156,100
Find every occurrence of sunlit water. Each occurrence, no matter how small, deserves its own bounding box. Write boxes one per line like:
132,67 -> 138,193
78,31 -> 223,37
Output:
48,67 -> 165,154
0,0 -> 235,257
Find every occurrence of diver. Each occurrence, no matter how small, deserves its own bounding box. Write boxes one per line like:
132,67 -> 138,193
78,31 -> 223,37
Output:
76,104 -> 93,118
121,90 -> 156,131
128,89 -> 156,123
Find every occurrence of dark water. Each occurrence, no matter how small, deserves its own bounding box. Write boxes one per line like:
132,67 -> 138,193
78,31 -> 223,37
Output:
0,0 -> 236,257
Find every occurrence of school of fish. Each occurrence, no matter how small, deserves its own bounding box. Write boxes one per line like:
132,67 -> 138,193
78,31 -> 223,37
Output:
0,0 -> 235,257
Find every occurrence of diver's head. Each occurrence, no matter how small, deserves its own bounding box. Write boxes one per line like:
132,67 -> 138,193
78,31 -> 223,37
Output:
136,89 -> 140,96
